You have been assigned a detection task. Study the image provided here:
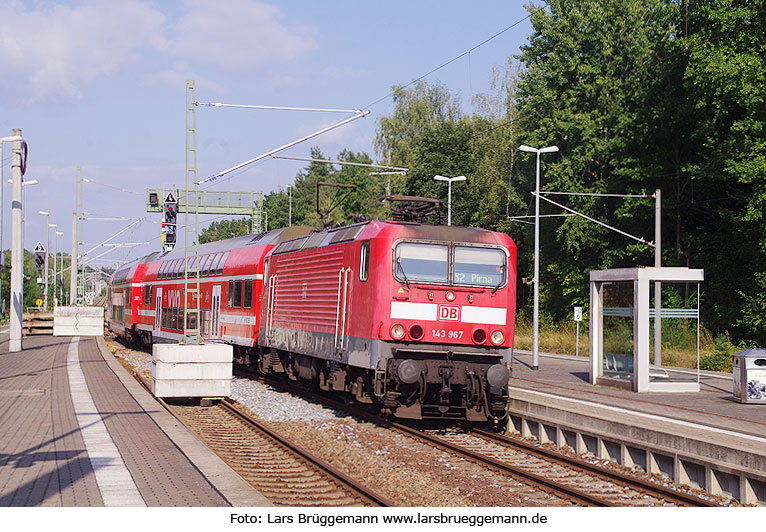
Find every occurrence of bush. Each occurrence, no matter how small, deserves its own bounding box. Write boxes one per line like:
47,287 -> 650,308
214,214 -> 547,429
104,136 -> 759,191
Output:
700,333 -> 740,372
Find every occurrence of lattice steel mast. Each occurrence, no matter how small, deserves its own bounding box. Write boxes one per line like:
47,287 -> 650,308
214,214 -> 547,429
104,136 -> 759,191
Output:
182,80 -> 202,344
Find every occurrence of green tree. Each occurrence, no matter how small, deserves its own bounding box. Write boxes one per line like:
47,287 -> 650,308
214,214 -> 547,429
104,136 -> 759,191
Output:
512,0 -> 675,317
1,249 -> 46,316
680,0 -> 766,342
375,80 -> 462,173
198,218 -> 251,244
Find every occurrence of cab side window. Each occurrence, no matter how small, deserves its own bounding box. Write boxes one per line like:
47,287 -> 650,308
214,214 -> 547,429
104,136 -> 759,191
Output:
359,241 -> 370,281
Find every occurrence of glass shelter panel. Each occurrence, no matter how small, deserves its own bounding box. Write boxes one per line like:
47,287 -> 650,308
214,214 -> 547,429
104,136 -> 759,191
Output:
602,281 -> 635,383
649,282 -> 700,384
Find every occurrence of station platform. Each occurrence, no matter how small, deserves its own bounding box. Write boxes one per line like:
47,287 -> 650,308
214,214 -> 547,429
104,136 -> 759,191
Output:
509,349 -> 766,505
0,331 -> 270,507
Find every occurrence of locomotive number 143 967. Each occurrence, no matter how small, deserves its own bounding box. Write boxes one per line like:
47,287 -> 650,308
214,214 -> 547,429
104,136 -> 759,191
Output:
432,329 -> 464,339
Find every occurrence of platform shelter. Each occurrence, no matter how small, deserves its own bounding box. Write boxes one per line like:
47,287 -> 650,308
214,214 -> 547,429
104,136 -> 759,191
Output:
589,267 -> 704,392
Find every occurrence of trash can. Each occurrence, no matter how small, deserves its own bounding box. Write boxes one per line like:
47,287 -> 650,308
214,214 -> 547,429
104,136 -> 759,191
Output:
732,348 -> 766,404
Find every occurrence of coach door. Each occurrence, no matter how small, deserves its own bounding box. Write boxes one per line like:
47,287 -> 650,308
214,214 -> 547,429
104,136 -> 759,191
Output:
211,284 -> 221,339
154,287 -> 162,330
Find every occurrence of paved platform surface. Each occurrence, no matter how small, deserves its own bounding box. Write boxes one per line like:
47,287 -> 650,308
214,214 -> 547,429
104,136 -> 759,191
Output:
511,349 -> 766,439
0,331 -> 270,507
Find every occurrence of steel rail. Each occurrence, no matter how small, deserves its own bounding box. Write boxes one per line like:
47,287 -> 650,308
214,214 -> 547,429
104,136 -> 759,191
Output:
253,376 -> 609,507
133,372 -> 392,506
252,374 -> 723,507
467,426 -> 720,507
382,419 -> 611,507
221,398 -> 394,507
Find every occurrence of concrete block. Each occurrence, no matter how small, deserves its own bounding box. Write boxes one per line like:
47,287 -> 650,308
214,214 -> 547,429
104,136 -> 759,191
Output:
152,361 -> 232,380
152,379 -> 232,398
53,306 -> 104,336
152,343 -> 233,363
151,343 -> 233,398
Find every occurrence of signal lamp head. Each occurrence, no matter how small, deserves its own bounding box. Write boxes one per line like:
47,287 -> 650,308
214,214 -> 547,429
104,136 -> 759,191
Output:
391,324 -> 405,340
445,291 -> 456,302
409,324 -> 423,340
490,330 -> 504,346
472,329 -> 487,344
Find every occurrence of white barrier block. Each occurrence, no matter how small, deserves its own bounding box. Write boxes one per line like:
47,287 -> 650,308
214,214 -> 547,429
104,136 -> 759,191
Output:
54,306 -> 104,336
151,343 -> 233,398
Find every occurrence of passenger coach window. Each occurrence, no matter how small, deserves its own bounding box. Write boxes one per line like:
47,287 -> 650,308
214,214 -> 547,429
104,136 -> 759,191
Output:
144,285 -> 152,305
228,280 -> 234,307
233,280 -> 242,308
201,254 -> 211,276
360,241 -> 370,281
243,280 -> 252,308
394,243 -> 448,284
454,247 -> 506,287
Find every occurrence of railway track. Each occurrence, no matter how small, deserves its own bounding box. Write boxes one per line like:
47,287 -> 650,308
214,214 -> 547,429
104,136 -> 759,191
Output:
423,426 -> 721,507
116,343 -> 722,507
266,378 -> 722,507
135,374 -> 392,507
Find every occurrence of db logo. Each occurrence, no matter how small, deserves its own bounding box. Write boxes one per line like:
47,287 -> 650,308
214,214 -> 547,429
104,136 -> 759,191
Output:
438,305 -> 460,321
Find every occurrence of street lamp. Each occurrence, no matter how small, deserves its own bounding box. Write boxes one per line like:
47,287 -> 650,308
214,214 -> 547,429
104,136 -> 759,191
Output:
286,184 -> 292,227
433,174 -> 466,226
56,231 -> 64,306
49,223 -> 57,307
38,210 -> 50,311
518,144 -> 559,370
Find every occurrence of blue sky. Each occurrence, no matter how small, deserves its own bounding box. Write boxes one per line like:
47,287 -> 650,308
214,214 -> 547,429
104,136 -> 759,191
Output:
0,0 -> 533,268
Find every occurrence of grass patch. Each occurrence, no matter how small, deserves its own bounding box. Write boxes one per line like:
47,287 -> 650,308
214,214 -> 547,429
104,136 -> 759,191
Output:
514,316 -> 720,371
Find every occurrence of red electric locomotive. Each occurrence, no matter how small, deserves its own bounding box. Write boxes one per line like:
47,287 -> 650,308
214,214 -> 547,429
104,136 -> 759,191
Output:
257,220 -> 516,421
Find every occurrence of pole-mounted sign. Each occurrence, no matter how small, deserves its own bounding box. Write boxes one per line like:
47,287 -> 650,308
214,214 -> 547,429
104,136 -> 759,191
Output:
574,306 -> 583,357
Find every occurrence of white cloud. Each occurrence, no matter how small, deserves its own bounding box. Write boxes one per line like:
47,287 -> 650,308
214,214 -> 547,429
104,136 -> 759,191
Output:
141,59 -> 226,94
169,0 -> 317,70
0,1 -> 319,103
0,0 -> 167,102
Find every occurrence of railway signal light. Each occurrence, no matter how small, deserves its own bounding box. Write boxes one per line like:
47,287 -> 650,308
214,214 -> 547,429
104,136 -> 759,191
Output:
163,191 -> 178,250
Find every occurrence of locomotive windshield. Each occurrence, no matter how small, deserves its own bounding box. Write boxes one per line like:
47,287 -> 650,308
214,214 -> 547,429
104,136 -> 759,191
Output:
454,246 -> 506,287
395,243 -> 449,283
393,242 -> 507,287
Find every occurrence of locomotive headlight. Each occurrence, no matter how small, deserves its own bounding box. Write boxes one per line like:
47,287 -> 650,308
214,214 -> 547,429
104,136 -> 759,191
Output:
445,291 -> 456,301
490,330 -> 505,346
390,324 -> 406,340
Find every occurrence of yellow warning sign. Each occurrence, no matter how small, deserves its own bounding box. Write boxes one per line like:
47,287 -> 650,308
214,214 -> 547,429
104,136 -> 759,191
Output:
35,299 -> 43,307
